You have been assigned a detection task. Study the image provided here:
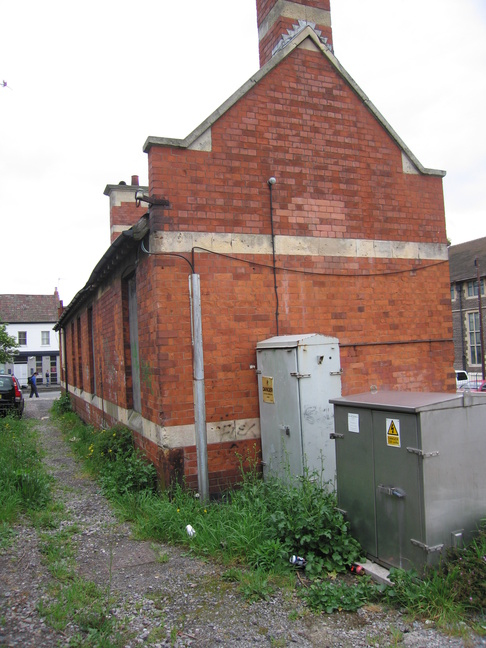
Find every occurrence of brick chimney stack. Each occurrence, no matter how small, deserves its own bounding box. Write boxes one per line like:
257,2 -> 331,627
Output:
104,176 -> 148,243
256,0 -> 333,67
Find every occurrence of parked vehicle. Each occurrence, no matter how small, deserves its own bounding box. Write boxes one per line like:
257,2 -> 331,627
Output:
472,380 -> 486,393
455,370 -> 469,390
458,379 -> 486,393
0,375 -> 25,417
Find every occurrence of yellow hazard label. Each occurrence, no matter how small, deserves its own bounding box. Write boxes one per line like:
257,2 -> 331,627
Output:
386,418 -> 401,447
262,376 -> 275,404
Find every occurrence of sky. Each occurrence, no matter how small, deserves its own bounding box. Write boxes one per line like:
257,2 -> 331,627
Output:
1,0 -> 485,306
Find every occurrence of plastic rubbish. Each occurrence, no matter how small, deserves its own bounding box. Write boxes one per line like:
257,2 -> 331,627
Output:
186,524 -> 196,537
349,563 -> 365,575
289,555 -> 307,568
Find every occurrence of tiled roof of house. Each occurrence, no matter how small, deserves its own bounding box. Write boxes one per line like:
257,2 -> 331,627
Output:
0,290 -> 60,324
449,237 -> 486,283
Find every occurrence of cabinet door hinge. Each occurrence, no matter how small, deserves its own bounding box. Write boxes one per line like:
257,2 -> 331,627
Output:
410,539 -> 444,554
407,447 -> 439,459
330,368 -> 343,376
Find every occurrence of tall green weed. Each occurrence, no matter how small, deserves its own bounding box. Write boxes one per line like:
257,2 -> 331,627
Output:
438,521 -> 486,613
0,416 -> 51,518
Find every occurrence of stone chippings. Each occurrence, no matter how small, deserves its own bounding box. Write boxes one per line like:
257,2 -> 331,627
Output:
1,396 -> 484,647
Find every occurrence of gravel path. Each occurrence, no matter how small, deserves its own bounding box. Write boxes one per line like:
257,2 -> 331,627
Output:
0,393 -> 484,647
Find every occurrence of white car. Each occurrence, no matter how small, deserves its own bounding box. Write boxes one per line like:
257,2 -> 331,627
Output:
455,370 -> 469,390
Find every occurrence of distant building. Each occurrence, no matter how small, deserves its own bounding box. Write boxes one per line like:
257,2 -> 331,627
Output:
0,290 -> 62,387
449,237 -> 486,376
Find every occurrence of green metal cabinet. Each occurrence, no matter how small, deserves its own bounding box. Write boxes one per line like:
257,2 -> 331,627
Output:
331,391 -> 486,572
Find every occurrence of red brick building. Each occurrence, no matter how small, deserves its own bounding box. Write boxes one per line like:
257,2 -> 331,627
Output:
56,0 -> 454,493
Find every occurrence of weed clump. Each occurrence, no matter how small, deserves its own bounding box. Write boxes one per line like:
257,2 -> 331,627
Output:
51,393 -> 72,415
439,523 -> 486,613
0,416 -> 52,519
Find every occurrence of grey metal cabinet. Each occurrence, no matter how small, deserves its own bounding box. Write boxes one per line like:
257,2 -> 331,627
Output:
331,391 -> 486,572
256,334 -> 342,485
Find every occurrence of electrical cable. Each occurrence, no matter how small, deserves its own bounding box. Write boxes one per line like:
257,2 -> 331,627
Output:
139,227 -> 447,280
191,245 -> 448,279
140,240 -> 195,273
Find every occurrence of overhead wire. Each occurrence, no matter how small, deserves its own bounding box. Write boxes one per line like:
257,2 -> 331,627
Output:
140,239 -> 195,273
141,240 -> 448,278
191,245 -> 448,278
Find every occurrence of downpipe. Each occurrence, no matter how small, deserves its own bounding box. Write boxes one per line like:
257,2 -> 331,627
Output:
189,274 -> 209,503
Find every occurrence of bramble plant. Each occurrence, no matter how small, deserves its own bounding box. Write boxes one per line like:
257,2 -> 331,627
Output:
302,576 -> 382,613
263,468 -> 363,577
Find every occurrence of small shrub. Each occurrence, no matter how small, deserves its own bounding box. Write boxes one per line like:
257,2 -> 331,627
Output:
38,577 -> 119,640
302,576 -> 382,613
263,469 -> 363,577
0,521 -> 16,550
98,450 -> 157,496
51,393 -> 72,415
0,492 -> 21,524
238,569 -> 275,603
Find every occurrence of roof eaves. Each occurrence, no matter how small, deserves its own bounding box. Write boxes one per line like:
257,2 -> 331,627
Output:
449,237 -> 486,282
143,27 -> 445,178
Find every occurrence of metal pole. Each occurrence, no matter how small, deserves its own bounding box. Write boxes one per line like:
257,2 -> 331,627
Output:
475,259 -> 485,380
189,274 -> 209,503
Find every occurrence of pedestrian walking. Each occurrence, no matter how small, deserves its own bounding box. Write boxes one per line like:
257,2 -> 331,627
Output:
29,371 -> 39,398
45,371 -> 49,386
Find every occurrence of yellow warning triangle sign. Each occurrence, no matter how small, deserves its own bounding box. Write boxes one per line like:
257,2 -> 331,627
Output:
388,421 -> 399,436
